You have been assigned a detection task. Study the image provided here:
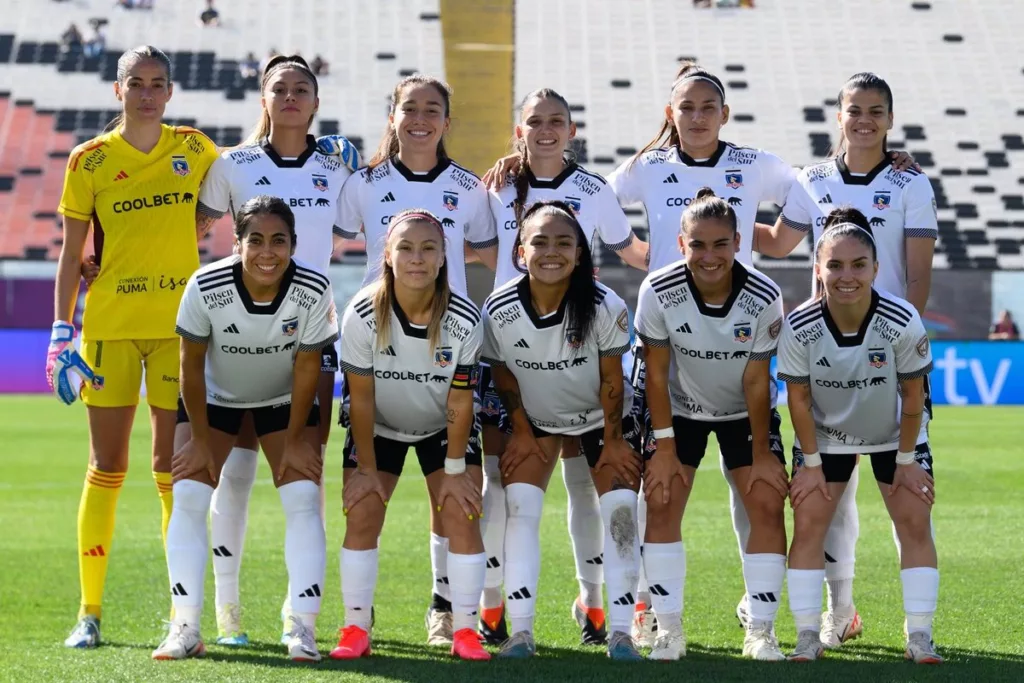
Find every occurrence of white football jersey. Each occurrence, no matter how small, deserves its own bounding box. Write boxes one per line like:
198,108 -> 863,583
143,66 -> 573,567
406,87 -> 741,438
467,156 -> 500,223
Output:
489,164 -> 636,288
334,157 -> 498,295
481,277 -> 633,436
196,136 -> 353,274
175,256 -> 339,408
608,142 -> 796,271
776,290 -> 933,453
340,287 -> 483,442
635,261 -> 784,421
780,156 -> 938,299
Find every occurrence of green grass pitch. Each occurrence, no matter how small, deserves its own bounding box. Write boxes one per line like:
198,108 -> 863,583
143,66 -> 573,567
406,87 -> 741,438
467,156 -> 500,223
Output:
1,396 -> 1022,682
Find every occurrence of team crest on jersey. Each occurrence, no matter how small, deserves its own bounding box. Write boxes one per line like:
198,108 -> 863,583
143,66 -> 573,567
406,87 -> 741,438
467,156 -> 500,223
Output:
171,155 -> 190,177
725,170 -> 744,189
873,191 -> 891,210
916,334 -> 930,358
434,346 -> 454,367
312,174 -> 329,192
733,323 -> 752,343
868,348 -> 888,368
483,395 -> 501,417
566,329 -> 584,349
442,191 -> 459,211
615,309 -> 629,333
769,318 -> 782,340
564,196 -> 582,215
281,317 -> 299,336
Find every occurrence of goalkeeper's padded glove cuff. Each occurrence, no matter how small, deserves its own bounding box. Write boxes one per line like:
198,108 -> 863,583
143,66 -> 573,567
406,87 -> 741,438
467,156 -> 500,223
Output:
50,320 -> 75,343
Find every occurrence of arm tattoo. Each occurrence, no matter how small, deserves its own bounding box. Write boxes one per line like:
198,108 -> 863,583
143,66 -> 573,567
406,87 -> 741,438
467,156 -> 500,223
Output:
447,408 -> 457,425
497,388 -> 521,414
644,246 -> 651,268
901,410 -> 922,418
196,214 -> 217,239
602,376 -> 624,440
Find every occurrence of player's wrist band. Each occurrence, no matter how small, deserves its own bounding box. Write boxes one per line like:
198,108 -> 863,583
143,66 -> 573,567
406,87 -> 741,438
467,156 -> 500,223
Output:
802,451 -> 823,468
444,458 -> 466,475
651,427 -> 675,440
895,450 -> 916,465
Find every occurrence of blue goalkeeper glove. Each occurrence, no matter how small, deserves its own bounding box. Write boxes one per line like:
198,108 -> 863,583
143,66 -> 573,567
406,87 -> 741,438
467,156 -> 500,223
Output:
46,321 -> 102,405
315,135 -> 361,172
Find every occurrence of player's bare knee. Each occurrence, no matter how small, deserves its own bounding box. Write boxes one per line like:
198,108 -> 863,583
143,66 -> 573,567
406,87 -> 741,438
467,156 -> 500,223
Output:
892,511 -> 931,548
345,503 -> 385,546
746,491 -> 785,530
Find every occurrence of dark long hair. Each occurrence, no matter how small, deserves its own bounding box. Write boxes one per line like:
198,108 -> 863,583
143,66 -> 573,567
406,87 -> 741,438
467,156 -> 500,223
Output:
829,72 -> 893,159
509,88 -> 574,226
366,76 -> 452,178
512,201 -> 598,351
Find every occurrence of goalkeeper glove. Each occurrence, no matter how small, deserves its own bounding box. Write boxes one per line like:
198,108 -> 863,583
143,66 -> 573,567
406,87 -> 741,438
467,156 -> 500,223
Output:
315,134 -> 361,172
46,321 -> 102,405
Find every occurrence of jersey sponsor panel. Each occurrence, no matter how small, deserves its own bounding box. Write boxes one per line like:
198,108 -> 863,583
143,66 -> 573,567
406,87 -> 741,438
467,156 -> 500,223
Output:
175,256 -> 339,408
776,290 -> 932,453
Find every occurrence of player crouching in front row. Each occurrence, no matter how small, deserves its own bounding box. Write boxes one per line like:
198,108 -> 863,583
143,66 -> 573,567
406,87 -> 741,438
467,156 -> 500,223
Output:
778,223 -> 941,664
153,196 -> 338,662
331,209 -> 490,662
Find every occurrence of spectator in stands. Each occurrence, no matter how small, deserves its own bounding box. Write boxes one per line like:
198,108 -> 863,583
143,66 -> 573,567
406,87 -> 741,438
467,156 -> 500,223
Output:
310,54 -> 328,77
83,24 -> 106,59
989,310 -> 1020,340
61,23 -> 83,54
693,0 -> 712,7
239,52 -> 259,80
199,0 -> 220,27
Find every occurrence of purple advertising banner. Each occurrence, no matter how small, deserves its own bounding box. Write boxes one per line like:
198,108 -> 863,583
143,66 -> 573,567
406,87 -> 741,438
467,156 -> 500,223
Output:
1,329 -> 50,392
0,279 -> 59,329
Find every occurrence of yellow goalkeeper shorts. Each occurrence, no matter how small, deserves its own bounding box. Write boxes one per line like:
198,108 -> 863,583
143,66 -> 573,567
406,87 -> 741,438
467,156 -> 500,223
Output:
79,338 -> 180,410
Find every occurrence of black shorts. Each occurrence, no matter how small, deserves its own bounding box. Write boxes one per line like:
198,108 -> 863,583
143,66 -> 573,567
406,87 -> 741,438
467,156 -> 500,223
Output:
792,442 -> 933,485
476,363 -> 505,428
629,340 -> 649,434
321,344 -> 339,373
504,409 -> 644,469
643,410 -> 785,470
342,426 -> 483,477
337,377 -> 351,428
176,397 -> 319,437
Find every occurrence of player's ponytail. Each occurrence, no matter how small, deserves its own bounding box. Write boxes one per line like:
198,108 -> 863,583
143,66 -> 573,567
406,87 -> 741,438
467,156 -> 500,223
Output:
509,89 -> 576,226
105,46 -> 172,132
829,72 -> 893,159
513,201 -> 597,354
367,76 -> 453,180
242,55 -> 320,147
681,186 -> 737,235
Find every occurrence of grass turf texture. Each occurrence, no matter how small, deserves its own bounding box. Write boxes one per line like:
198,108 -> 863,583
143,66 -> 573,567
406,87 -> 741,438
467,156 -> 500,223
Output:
0,397 -> 1022,682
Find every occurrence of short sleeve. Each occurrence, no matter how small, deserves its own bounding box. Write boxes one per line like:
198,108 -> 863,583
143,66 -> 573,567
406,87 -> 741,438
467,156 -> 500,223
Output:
340,299 -> 375,375
465,184 -> 499,249
458,317 -> 484,365
596,294 -> 631,357
299,286 -> 341,352
760,151 -> 798,206
894,311 -> 933,380
58,146 -> 97,221
196,155 -> 233,218
634,277 -> 669,347
333,173 -> 364,239
903,175 -> 939,239
174,276 -> 212,344
593,183 -> 636,251
779,179 -> 812,233
480,313 -> 504,367
607,157 -> 644,206
750,295 -> 785,361
775,318 -> 810,384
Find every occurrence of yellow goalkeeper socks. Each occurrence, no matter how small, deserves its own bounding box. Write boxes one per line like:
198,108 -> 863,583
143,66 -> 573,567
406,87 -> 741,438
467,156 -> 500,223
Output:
153,471 -> 173,548
77,466 -> 125,619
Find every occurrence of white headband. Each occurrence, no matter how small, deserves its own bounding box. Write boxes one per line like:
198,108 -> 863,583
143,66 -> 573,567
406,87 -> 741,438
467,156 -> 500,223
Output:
670,73 -> 726,102
815,221 -> 876,249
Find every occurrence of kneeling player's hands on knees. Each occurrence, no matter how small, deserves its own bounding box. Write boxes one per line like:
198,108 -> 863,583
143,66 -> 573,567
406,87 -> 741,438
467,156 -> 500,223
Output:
172,438 -> 217,484
747,451 -> 790,498
789,463 -> 830,509
643,448 -> 687,505
500,431 -> 547,479
891,463 -> 935,506
277,437 -> 323,484
437,471 -> 483,520
596,438 -> 642,488
342,468 -> 389,514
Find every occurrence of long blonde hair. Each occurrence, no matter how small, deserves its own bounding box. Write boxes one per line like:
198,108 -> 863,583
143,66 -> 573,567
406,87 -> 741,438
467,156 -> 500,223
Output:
241,55 -> 319,146
372,209 -> 450,352
366,76 -> 452,177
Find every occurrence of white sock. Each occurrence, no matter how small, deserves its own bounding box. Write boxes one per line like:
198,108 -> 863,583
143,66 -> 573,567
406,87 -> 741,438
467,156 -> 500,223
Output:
743,553 -> 786,625
430,532 -> 450,602
788,568 -> 826,634
643,541 -> 685,632
480,454 -> 505,609
319,444 -> 327,531
210,447 -> 258,609
167,480 -> 214,626
504,483 -> 544,635
825,465 -> 858,610
562,457 -> 603,602
448,551 -> 486,633
636,492 -> 649,605
279,481 -> 326,621
341,547 -> 378,630
599,489 -> 640,635
902,567 -> 939,638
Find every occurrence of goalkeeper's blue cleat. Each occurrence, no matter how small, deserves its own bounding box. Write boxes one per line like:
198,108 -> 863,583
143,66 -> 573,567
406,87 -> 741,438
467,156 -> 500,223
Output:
315,134 -> 361,172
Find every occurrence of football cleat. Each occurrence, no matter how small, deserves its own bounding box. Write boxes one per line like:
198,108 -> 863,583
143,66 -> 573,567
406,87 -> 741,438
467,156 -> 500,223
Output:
607,631 -> 643,661
64,614 -> 101,649
215,603 -> 248,646
632,602 -> 658,648
789,630 -> 825,662
329,625 -> 371,660
572,599 -> 608,646
279,597 -> 292,646
736,594 -> 751,629
647,627 -> 686,661
905,632 -> 943,664
820,606 -> 863,648
478,602 -> 509,645
284,616 -> 320,662
152,621 -> 205,660
425,607 -> 453,646
451,627 -> 491,660
743,623 -> 785,661
497,630 -> 536,659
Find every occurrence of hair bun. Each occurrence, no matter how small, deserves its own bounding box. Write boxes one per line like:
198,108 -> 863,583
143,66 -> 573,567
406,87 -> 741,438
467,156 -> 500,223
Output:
693,186 -> 717,201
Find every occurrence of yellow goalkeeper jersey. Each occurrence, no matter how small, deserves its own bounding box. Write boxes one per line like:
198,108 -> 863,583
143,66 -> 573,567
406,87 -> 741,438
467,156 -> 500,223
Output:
59,124 -> 218,340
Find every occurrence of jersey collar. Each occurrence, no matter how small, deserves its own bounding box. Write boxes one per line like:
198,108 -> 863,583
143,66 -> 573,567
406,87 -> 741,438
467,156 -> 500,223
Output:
821,289 -> 880,347
391,294 -> 429,339
391,156 -> 452,183
260,135 -> 317,168
525,162 -> 578,189
675,140 -> 727,167
836,154 -> 889,186
517,276 -> 569,329
233,259 -> 296,315
685,260 -> 747,318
